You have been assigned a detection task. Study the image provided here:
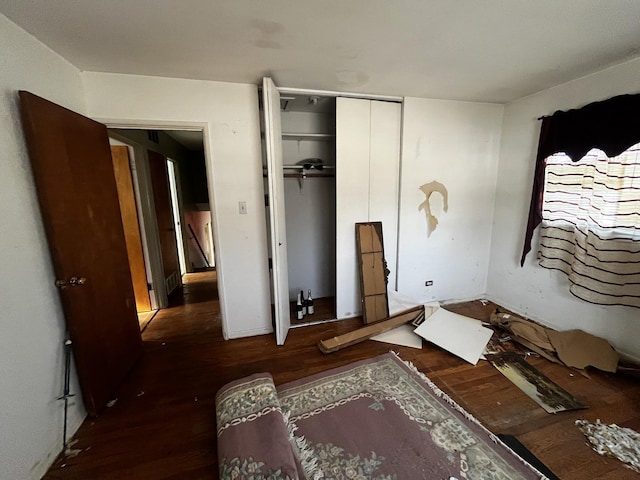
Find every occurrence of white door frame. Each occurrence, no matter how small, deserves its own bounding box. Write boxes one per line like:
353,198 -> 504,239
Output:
108,134 -> 163,310
104,121 -> 224,322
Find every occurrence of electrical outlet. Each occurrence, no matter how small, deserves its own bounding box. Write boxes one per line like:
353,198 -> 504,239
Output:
239,201 -> 248,214
425,280 -> 434,286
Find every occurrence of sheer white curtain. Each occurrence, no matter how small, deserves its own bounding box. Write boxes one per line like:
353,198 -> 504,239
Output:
538,142 -> 640,307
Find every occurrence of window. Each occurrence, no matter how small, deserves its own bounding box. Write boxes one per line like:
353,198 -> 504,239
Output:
521,93 -> 640,308
542,143 -> 640,238
537,143 -> 640,307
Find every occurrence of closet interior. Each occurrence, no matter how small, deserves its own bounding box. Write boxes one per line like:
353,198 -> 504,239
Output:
264,94 -> 338,326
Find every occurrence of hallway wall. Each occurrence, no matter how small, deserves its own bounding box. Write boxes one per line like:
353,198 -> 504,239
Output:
0,13 -> 86,480
82,72 -> 272,339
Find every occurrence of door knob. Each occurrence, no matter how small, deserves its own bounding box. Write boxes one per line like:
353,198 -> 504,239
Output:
55,276 -> 87,289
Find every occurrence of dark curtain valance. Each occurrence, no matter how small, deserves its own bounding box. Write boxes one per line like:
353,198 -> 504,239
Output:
520,93 -> 640,266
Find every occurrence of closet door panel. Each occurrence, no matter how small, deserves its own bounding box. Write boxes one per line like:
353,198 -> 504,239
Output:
263,77 -> 290,344
336,97 -> 370,319
369,101 -> 402,290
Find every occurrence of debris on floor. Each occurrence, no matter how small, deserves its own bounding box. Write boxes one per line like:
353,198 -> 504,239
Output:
489,309 -> 619,373
370,290 -> 439,349
64,439 -> 82,458
414,307 -> 493,365
547,328 -> 618,372
318,306 -> 428,353
576,419 -> 640,472
487,352 -> 587,413
370,324 -> 423,349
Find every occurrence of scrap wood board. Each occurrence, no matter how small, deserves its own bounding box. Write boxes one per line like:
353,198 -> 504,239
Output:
356,222 -> 390,324
318,306 -> 432,354
487,352 -> 587,414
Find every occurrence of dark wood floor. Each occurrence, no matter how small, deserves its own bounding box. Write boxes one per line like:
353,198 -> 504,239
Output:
44,271 -> 640,479
290,296 -> 337,325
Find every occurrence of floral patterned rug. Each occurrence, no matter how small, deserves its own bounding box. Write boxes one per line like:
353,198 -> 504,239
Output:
216,352 -> 548,479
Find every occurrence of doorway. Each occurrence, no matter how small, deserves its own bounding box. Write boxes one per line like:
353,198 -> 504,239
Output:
107,127 -> 218,327
261,78 -> 339,345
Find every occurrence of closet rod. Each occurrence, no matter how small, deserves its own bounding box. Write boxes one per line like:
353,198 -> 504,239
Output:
262,173 -> 335,178
284,173 -> 334,178
284,165 -> 335,170
262,165 -> 335,171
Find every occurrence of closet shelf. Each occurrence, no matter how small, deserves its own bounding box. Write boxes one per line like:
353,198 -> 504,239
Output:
282,133 -> 336,141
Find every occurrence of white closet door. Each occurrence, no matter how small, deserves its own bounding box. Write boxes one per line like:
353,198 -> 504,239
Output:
262,77 -> 290,345
336,97 -> 402,320
336,97 -> 371,319
369,101 -> 401,289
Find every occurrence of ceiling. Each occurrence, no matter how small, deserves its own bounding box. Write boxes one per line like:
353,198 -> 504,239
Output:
2,1 -> 640,103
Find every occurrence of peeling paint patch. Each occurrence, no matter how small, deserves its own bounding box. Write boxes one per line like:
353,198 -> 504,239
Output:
418,181 -> 448,237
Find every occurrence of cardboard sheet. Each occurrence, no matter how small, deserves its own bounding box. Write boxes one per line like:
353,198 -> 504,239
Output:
370,290 -> 440,349
371,324 -> 423,349
414,308 -> 493,365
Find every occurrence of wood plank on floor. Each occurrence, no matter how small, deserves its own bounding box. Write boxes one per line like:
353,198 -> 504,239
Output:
43,281 -> 640,480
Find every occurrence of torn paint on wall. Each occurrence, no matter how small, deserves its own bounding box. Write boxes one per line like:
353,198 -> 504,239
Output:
418,181 -> 448,236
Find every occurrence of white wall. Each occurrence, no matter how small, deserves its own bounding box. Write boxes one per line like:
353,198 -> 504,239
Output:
397,97 -> 504,303
0,13 -> 87,480
487,57 -> 640,361
82,72 -> 272,339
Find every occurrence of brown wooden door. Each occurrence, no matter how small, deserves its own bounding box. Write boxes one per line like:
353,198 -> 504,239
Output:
19,91 -> 143,416
111,145 -> 152,312
148,150 -> 180,291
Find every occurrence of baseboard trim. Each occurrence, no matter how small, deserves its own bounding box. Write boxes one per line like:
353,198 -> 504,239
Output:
30,408 -> 86,480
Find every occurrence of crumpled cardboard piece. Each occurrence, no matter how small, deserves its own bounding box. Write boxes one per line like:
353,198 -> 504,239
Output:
547,329 -> 619,373
489,309 -> 619,373
490,311 -> 554,351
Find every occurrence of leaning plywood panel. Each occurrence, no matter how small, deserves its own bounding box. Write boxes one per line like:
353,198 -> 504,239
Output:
356,222 -> 389,324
